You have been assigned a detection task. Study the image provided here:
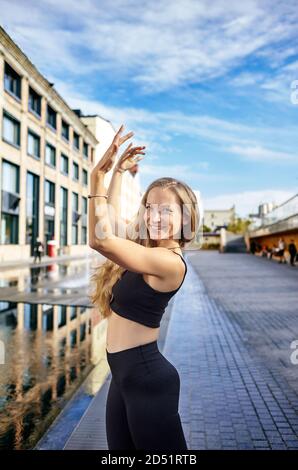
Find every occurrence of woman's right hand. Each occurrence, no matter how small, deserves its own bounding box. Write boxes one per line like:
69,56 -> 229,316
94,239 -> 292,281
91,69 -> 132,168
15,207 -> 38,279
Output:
115,142 -> 146,173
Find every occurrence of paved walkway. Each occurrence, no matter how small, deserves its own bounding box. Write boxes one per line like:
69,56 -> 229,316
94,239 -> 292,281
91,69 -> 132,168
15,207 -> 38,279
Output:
62,251 -> 298,449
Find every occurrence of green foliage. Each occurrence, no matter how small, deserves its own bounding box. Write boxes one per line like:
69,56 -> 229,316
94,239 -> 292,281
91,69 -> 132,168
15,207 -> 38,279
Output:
227,217 -> 252,234
203,224 -> 212,232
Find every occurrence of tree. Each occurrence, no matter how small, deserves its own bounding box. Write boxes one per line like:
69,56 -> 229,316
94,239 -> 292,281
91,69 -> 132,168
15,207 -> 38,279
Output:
227,217 -> 252,234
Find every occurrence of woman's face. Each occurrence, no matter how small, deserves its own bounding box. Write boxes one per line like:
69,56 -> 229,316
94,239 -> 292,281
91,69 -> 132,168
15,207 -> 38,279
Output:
143,187 -> 183,240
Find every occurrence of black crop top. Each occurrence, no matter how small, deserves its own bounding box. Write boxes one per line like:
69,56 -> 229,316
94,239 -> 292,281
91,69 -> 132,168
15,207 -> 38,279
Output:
109,250 -> 187,328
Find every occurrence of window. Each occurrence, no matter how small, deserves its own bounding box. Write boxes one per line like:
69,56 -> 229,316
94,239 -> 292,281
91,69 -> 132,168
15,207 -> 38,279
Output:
45,143 -> 56,167
73,131 -> 80,151
72,161 -> 79,181
27,129 -> 40,158
57,306 -> 67,328
4,62 -> 21,99
44,178 -> 55,237
80,323 -> 86,341
45,180 -> 55,206
1,160 -> 20,244
60,153 -> 69,175
60,187 -> 68,247
72,192 -> 79,244
28,87 -> 41,116
70,306 -> 77,320
82,169 -> 88,186
2,111 -> 20,147
81,196 -> 87,244
61,119 -> 69,141
46,104 -> 57,130
1,160 -> 19,193
26,172 -> 39,252
83,141 -> 88,159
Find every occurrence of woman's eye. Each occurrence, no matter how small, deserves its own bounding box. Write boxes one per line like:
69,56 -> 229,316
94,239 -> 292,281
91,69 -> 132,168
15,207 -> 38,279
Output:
145,206 -> 172,213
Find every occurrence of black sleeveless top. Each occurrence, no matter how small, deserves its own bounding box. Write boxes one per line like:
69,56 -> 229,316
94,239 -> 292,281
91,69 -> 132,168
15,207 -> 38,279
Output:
109,250 -> 187,328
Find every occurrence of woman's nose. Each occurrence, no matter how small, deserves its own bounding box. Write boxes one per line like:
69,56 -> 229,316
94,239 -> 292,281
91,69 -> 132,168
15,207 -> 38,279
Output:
149,209 -> 161,223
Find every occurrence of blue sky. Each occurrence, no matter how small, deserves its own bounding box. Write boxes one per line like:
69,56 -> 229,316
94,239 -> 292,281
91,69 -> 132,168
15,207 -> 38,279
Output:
1,0 -> 298,217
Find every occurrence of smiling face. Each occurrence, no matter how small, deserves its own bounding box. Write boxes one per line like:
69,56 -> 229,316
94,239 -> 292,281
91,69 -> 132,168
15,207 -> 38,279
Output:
143,186 -> 183,241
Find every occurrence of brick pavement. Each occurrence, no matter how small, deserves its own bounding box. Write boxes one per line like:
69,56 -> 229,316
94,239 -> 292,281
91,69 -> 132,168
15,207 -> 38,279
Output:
63,250 -> 298,450
166,250 -> 298,449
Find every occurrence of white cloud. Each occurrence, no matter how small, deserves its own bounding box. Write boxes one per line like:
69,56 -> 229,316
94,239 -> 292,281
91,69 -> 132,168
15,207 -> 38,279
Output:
229,72 -> 265,87
227,145 -> 297,162
50,77 -> 298,166
140,163 -> 229,182
202,189 -> 297,218
1,0 -> 298,93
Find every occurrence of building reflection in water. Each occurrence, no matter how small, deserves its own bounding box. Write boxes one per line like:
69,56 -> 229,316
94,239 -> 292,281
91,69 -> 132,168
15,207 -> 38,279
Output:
0,299 -> 108,449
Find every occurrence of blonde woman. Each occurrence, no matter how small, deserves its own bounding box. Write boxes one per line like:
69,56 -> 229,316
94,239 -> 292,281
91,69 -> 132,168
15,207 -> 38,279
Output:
89,125 -> 200,451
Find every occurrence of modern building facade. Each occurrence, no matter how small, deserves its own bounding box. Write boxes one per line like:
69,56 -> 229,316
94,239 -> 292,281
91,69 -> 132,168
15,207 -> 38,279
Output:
78,113 -> 143,226
0,27 -> 98,262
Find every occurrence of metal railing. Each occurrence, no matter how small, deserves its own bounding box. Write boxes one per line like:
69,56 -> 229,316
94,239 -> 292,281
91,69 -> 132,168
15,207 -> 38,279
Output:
249,193 -> 298,230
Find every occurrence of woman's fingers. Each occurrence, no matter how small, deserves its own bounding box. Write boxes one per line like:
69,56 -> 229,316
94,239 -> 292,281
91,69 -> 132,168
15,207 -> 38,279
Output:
119,131 -> 134,146
122,145 -> 145,158
113,125 -> 133,146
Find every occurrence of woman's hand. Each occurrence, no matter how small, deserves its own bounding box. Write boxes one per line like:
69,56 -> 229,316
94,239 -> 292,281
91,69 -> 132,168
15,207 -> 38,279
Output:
91,124 -> 134,178
115,142 -> 146,173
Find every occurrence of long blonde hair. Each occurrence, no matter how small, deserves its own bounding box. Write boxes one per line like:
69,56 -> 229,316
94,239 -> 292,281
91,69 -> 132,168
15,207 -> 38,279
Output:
89,177 -> 200,319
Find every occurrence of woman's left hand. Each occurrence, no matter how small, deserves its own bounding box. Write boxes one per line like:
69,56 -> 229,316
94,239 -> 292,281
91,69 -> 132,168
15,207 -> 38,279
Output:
91,124 -> 134,177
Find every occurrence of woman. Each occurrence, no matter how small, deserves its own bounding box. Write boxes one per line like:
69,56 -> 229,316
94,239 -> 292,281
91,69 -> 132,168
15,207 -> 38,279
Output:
89,125 -> 200,451
33,237 -> 44,263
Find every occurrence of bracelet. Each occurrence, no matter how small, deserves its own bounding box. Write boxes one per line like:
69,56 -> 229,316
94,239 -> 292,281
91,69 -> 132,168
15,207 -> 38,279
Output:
88,194 -> 108,199
115,167 -> 125,174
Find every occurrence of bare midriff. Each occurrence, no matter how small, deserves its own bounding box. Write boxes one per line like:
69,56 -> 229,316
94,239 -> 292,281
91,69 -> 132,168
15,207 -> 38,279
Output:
106,250 -> 183,354
106,310 -> 160,353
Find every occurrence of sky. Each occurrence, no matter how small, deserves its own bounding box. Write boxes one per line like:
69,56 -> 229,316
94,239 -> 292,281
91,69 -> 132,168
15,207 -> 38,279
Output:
1,0 -> 298,217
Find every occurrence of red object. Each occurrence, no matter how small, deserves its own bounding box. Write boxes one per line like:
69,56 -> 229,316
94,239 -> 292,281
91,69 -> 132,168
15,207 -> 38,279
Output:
47,240 -> 56,257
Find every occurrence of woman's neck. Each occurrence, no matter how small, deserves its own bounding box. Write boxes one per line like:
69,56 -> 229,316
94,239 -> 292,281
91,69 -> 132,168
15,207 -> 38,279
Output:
156,240 -> 181,250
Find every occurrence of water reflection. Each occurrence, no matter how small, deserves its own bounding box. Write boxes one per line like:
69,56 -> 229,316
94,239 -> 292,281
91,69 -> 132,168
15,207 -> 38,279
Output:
0,259 -> 91,294
0,258 -> 98,306
0,300 -> 106,449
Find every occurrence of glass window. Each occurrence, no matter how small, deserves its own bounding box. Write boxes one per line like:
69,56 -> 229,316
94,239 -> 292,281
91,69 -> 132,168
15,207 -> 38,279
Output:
83,142 -> 88,158
82,197 -> 87,215
70,306 -> 77,320
2,111 -> 20,147
4,62 -> 21,99
72,162 -> 79,181
61,120 -> 69,141
46,104 -> 57,129
45,143 -> 56,167
82,169 -> 88,186
1,213 -> 19,244
45,180 -> 55,206
2,160 -> 19,193
57,306 -> 67,328
60,153 -> 69,175
1,161 -> 20,245
81,196 -> 87,244
27,129 -> 40,158
26,172 -> 39,251
73,131 -> 80,150
28,87 -> 41,116
60,187 -> 68,247
72,192 -> 79,244
72,192 -> 79,212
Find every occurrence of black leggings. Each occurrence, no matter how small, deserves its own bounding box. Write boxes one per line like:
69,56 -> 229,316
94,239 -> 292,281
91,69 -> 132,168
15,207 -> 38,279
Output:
105,340 -> 188,451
